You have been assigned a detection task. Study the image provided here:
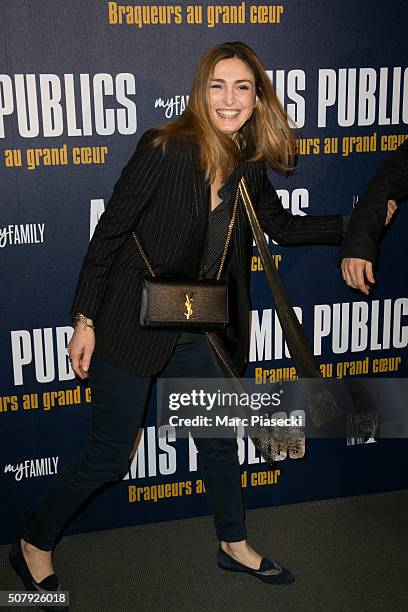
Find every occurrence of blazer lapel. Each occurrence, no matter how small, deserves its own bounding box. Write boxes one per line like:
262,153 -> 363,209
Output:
188,143 -> 252,287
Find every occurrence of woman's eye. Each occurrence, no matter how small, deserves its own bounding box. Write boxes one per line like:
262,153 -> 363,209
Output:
210,84 -> 222,88
238,85 -> 250,90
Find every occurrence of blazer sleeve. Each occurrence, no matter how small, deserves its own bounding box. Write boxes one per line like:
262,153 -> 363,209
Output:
256,166 -> 345,245
69,129 -> 166,320
337,139 -> 408,264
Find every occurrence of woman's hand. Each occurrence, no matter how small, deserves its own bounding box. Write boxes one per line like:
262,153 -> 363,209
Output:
67,325 -> 95,380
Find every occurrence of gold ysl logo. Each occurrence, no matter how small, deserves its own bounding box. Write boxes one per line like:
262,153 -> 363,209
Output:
184,293 -> 193,319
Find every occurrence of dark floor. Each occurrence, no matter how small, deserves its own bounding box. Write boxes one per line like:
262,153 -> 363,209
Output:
1,490 -> 408,611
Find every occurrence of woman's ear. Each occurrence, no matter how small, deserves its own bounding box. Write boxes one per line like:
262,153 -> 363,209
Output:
254,94 -> 259,108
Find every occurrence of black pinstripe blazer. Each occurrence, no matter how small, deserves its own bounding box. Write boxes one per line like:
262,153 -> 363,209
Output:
70,128 -> 344,376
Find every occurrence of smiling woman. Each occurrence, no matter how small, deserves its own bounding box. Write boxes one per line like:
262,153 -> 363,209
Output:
149,41 -> 295,184
209,58 -> 258,136
17,42 -> 349,599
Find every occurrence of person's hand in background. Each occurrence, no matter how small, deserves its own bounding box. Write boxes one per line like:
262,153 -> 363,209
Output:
341,199 -> 398,295
385,199 -> 398,225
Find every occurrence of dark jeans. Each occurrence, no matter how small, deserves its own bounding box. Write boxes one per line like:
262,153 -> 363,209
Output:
21,334 -> 247,550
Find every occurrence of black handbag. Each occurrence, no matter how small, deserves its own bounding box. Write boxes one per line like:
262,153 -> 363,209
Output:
132,185 -> 239,332
139,277 -> 228,331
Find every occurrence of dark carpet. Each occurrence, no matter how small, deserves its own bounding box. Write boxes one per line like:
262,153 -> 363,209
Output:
1,489 -> 407,611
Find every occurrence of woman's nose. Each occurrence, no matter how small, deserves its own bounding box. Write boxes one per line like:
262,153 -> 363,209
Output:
222,87 -> 235,106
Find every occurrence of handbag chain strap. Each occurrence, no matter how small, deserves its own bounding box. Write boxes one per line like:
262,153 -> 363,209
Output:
132,182 -> 240,281
132,232 -> 156,277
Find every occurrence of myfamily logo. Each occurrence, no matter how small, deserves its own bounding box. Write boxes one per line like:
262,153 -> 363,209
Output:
4,456 -> 59,481
154,95 -> 189,118
0,223 -> 45,247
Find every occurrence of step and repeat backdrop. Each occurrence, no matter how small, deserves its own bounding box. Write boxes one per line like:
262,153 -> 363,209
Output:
1,0 -> 407,544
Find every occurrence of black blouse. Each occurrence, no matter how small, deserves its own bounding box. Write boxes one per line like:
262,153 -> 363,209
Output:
177,181 -> 233,344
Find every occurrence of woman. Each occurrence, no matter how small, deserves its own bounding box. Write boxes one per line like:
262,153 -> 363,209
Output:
9,42 -> 392,601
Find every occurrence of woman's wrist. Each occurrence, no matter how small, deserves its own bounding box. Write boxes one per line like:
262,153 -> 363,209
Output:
73,312 -> 95,330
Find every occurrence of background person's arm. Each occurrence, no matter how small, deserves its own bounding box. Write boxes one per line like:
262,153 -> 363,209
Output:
338,139 -> 408,294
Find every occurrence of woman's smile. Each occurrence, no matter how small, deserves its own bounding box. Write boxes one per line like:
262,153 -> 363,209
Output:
216,109 -> 240,117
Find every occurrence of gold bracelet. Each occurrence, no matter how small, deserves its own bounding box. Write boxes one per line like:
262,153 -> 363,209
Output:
73,313 -> 95,331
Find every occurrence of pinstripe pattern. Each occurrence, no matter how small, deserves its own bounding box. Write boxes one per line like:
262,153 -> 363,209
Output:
70,130 -> 344,376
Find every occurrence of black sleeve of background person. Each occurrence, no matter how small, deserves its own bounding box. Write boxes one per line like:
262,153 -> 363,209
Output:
337,139 -> 408,264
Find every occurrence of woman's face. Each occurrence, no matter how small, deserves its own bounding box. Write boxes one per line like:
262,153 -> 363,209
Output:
208,57 -> 258,137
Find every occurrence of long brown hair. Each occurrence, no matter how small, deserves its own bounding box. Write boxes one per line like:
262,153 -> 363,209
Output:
150,41 -> 295,182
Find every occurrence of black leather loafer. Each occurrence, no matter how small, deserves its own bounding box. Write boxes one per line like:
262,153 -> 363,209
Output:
217,546 -> 295,585
9,540 -> 68,611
